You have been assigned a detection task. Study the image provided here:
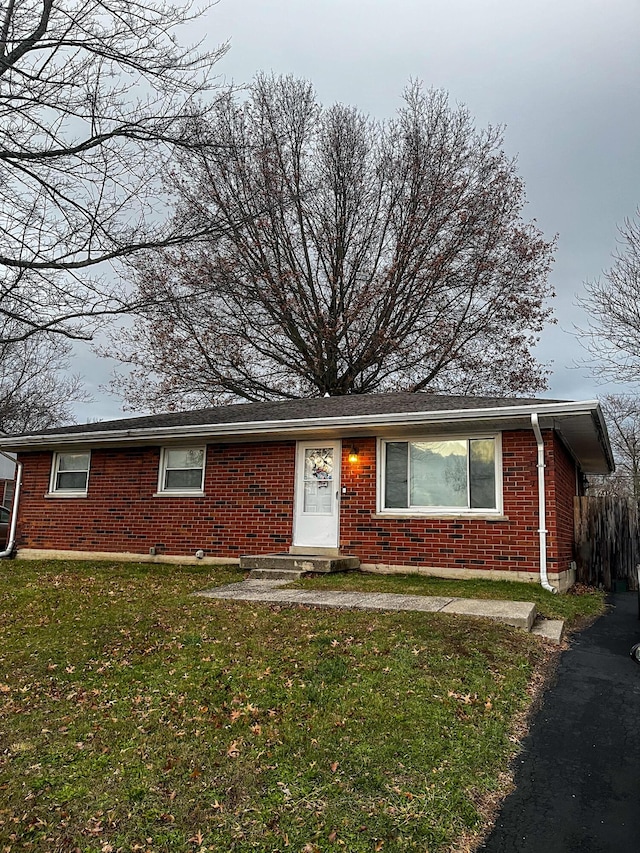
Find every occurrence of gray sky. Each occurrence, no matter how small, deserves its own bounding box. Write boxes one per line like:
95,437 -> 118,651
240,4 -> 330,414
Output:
75,0 -> 640,420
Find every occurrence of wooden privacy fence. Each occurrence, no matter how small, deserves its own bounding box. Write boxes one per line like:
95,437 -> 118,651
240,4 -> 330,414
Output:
574,496 -> 640,590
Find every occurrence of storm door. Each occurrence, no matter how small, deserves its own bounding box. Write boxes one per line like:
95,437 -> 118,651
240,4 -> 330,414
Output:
293,442 -> 341,549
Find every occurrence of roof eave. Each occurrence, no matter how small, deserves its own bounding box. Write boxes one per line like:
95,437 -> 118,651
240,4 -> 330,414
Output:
0,399 -> 610,469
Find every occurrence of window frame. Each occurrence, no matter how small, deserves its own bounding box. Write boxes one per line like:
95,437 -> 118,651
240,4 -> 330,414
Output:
48,451 -> 91,497
156,446 -> 206,496
377,433 -> 503,516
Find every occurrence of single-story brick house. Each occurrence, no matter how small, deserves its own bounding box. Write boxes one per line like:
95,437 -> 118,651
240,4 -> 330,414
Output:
0,393 -> 613,592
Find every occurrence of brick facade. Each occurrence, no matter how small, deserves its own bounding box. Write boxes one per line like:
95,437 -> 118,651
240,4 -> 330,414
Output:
16,428 -> 579,577
16,442 -> 296,558
339,430 -> 577,576
546,432 -> 582,572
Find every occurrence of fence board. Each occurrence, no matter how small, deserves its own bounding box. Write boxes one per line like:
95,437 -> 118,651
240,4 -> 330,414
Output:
574,496 -> 640,590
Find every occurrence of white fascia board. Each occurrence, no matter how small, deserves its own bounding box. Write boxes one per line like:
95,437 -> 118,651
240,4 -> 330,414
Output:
0,400 -> 602,451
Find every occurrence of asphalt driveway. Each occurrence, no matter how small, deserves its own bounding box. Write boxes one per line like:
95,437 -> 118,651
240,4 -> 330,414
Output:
480,591 -> 640,853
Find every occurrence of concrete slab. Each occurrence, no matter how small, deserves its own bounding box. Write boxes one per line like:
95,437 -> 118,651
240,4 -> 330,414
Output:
196,578 -> 291,598
247,568 -> 304,581
196,580 -> 543,634
349,593 -> 454,612
240,553 -> 360,574
530,618 -> 565,643
439,597 -> 537,630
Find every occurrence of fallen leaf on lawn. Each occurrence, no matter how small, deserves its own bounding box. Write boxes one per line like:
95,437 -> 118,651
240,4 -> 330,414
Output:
227,740 -> 240,758
328,830 -> 337,842
188,830 -> 204,845
330,761 -> 339,773
375,841 -> 384,851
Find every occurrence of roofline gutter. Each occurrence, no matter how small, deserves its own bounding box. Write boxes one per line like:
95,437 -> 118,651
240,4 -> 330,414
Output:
0,450 -> 22,559
0,399 -> 606,452
531,413 -> 557,594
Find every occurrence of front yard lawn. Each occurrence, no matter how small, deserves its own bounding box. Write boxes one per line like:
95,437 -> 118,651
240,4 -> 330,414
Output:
0,560 -> 581,852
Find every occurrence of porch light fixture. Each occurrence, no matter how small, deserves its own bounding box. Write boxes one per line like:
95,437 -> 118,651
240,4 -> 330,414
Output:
348,445 -> 359,464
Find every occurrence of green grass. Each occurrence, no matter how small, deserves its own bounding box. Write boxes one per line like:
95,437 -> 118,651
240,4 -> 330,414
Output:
290,572 -> 606,628
0,560 -> 572,852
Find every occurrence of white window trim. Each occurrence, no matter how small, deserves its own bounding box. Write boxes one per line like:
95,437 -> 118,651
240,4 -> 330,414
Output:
47,451 -> 91,497
155,446 -> 206,496
377,433 -> 503,516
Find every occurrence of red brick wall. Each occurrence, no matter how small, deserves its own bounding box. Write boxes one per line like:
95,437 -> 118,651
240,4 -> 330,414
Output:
545,433 -> 578,572
16,429 -> 579,574
16,442 -> 296,557
339,431 -> 551,573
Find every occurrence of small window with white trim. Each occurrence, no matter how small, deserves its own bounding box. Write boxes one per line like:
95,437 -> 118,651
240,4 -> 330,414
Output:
50,451 -> 91,495
380,436 -> 501,513
158,447 -> 206,494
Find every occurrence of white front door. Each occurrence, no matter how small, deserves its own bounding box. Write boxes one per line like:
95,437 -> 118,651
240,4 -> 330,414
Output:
293,442 -> 341,550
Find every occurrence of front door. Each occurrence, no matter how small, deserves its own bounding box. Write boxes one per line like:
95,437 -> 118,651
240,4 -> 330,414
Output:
293,442 -> 341,550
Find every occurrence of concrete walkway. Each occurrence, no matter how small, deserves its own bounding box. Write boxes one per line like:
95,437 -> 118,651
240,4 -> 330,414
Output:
479,591 -> 640,853
196,578 -> 564,640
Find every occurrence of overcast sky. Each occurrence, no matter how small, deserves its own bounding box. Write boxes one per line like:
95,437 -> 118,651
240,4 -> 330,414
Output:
75,0 -> 640,420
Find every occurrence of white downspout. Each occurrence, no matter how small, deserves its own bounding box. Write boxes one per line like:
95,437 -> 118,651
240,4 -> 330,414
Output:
531,413 -> 557,593
0,451 -> 23,559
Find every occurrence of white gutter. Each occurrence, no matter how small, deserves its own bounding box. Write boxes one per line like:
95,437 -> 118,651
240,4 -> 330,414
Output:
0,450 -> 22,559
0,399 -> 605,451
531,413 -> 557,594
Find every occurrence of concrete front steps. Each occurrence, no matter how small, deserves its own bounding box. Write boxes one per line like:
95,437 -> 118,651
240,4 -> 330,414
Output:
531,616 -> 565,643
240,552 -> 360,581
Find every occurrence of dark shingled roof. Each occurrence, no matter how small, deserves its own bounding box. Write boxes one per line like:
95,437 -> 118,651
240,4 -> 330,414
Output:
20,392 -> 565,438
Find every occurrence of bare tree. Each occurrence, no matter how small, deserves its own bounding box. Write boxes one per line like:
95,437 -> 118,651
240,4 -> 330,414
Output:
577,212 -> 640,384
587,394 -> 640,501
0,0 -> 228,347
0,336 -> 87,433
110,76 -> 556,410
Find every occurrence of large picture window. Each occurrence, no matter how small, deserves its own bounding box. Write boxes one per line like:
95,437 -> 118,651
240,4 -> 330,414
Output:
381,437 -> 500,513
50,451 -> 91,495
158,447 -> 206,494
